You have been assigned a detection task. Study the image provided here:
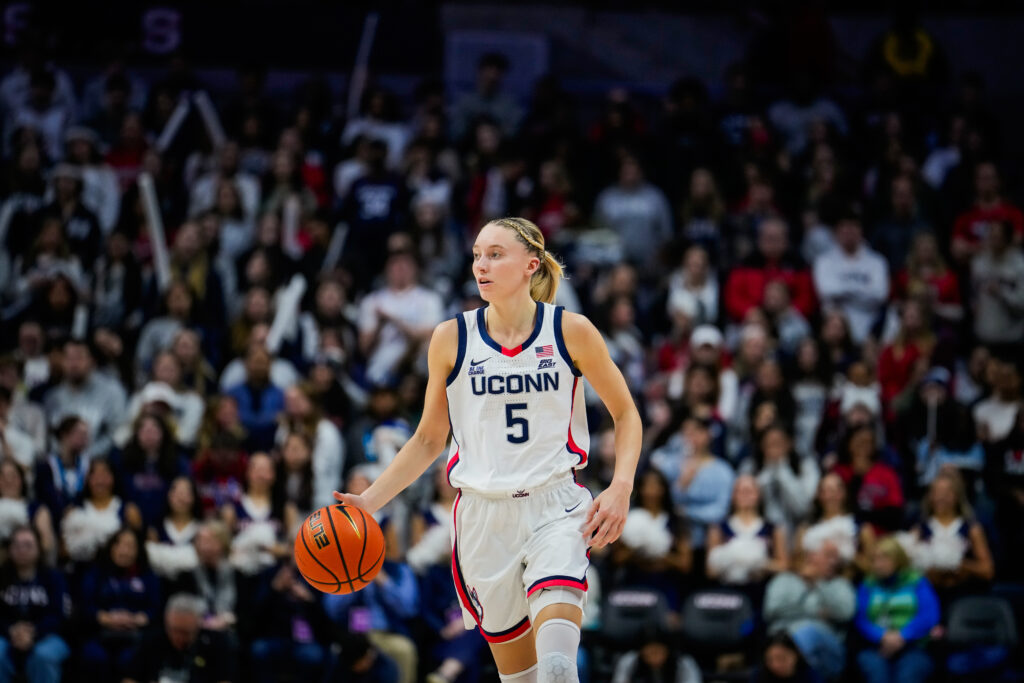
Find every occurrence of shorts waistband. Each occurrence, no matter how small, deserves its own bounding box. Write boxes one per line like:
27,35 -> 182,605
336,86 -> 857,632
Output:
459,474 -> 577,500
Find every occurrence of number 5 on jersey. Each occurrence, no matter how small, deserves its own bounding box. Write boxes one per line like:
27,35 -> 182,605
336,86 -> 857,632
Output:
505,403 -> 529,444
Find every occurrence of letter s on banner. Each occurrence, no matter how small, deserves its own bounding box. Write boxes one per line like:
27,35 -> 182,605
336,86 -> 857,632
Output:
142,7 -> 181,55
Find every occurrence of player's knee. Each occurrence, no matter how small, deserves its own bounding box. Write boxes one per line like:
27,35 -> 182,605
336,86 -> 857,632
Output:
535,618 -> 580,683
538,652 -> 577,683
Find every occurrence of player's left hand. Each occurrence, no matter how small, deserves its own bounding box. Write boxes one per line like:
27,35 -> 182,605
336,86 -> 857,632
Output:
581,480 -> 630,548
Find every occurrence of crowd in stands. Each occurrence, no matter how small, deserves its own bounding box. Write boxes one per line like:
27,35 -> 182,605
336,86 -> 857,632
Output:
0,14 -> 1022,683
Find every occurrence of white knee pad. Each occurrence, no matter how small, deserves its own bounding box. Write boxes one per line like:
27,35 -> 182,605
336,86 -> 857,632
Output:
528,587 -> 586,624
535,618 -> 580,683
499,663 -> 537,682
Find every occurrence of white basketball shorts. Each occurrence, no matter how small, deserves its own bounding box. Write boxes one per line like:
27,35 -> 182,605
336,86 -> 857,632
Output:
450,475 -> 592,643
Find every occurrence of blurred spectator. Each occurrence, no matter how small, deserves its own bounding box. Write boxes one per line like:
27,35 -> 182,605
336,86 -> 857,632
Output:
135,281 -> 193,377
338,140 -> 408,293
678,168 -> 726,262
724,218 -> 815,324
890,232 -> 962,327
4,69 -> 71,162
224,344 -> 284,452
323,555 -> 420,683
64,127 -> 119,234
812,209 -> 889,343
750,632 -> 818,683
276,384 -> 344,510
970,219 -> 1024,354
610,626 -> 702,683
34,416 -> 88,521
0,525 -> 70,683
666,245 -> 718,330
951,162 -> 1023,264
869,176 -> 931,271
110,413 -> 188,530
0,457 -> 56,563
612,468 -> 693,612
650,414 -> 734,548
831,425 -> 904,534
706,475 -> 788,593
795,472 -> 875,573
763,547 -> 856,681
122,593 -> 237,683
79,528 -> 160,681
854,537 -> 939,683
767,80 -> 847,158
247,560 -> 331,683
740,425 -> 819,533
356,248 -> 443,388
145,476 -> 201,580
342,87 -> 411,171
172,521 -> 247,644
790,339 -> 829,458
972,359 -> 1020,444
43,340 -> 126,461
593,154 -> 673,270
903,471 -> 993,602
60,458 -> 142,564
906,367 -> 983,488
0,386 -> 35,469
449,53 -> 523,143
189,142 -> 260,223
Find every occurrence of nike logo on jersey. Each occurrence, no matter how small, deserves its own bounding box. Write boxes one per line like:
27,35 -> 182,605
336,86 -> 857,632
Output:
469,358 -> 490,366
564,501 -> 583,513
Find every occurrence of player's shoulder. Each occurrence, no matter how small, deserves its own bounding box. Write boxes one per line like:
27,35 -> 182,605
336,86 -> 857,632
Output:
559,309 -> 600,342
430,317 -> 460,345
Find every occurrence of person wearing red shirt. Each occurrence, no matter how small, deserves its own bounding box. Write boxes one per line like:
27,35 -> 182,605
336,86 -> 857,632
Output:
951,161 -> 1024,264
878,299 -> 935,420
891,232 -> 962,327
831,424 -> 904,535
724,218 -> 816,322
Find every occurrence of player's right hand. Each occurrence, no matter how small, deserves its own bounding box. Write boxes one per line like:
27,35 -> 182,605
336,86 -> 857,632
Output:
332,491 -> 373,513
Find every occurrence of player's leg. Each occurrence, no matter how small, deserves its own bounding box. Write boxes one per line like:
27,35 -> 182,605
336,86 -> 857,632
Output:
521,482 -> 592,683
530,596 -> 583,683
489,629 -> 538,681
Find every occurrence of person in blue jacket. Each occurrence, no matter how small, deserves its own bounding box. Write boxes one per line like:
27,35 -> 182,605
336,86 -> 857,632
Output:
854,536 -> 939,683
323,558 -> 419,683
78,527 -> 161,682
0,525 -> 71,683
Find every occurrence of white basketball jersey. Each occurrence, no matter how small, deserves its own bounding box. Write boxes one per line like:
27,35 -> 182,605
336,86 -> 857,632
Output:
445,303 -> 589,493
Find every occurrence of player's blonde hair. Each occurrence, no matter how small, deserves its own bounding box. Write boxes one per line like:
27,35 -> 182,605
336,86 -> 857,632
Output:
489,217 -> 564,304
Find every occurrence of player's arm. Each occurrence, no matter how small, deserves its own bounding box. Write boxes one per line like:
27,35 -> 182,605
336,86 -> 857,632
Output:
562,311 -> 642,548
335,320 -> 456,514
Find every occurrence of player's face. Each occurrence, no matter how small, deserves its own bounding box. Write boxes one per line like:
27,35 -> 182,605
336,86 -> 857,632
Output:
472,223 -> 537,302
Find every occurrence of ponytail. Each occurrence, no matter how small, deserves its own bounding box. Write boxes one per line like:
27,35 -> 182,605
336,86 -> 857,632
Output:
490,217 -> 564,304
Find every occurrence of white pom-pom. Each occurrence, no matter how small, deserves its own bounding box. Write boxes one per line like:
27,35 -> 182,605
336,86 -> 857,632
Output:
61,508 -> 120,562
145,542 -> 199,578
0,499 -> 29,541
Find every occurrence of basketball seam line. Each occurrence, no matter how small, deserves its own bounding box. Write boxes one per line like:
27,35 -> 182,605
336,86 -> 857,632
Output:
299,526 -> 343,593
356,506 -> 369,576
325,508 -> 357,593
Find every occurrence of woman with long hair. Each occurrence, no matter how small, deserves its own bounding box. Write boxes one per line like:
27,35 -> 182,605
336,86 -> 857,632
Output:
334,217 -> 641,681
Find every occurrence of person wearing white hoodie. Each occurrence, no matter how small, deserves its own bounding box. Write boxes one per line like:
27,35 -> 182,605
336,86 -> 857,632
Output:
813,211 -> 889,343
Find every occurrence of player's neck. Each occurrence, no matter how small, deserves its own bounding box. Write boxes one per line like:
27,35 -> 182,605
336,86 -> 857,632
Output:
485,296 -> 538,342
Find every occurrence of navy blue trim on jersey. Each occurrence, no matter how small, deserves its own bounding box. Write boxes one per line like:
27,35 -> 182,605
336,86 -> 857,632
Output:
553,306 -> 582,377
476,303 -> 545,357
446,313 -> 468,386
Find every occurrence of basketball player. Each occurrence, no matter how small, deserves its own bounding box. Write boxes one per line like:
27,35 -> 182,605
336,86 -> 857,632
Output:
335,217 -> 641,683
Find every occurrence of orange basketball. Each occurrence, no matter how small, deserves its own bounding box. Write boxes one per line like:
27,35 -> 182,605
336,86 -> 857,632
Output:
294,504 -> 385,594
